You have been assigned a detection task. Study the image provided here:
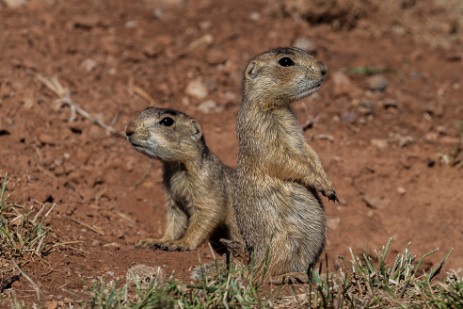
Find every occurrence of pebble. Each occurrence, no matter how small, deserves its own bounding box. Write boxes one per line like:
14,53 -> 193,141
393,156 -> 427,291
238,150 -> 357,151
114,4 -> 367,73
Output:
424,132 -> 438,143
425,102 -> 444,117
382,99 -> 399,109
249,12 -> 261,21
81,59 -> 97,72
366,75 -> 388,92
341,112 -> 358,124
197,100 -> 223,114
188,34 -> 213,51
185,78 -> 208,99
125,20 -> 138,28
38,133 -> 56,145
397,187 -> 406,195
198,20 -> 211,30
327,217 -> 341,230
371,138 -> 388,149
358,101 -> 375,116
317,134 -> 334,142
396,135 -> 414,147
103,242 -> 122,249
3,0 -> 27,8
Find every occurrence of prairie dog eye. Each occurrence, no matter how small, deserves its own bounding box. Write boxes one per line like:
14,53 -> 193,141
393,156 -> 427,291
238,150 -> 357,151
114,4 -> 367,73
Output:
278,57 -> 295,67
159,117 -> 174,126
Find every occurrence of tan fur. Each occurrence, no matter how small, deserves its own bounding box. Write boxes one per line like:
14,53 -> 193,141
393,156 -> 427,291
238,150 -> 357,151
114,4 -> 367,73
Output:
126,107 -> 241,251
235,47 -> 336,281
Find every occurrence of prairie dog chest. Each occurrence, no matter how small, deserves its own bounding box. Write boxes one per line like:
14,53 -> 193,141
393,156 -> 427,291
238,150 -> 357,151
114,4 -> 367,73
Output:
164,169 -> 195,212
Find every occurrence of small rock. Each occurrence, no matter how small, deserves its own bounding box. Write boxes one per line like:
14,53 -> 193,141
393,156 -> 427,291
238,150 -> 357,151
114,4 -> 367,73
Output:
185,78 -> 208,99
3,0 -> 27,8
293,37 -> 317,54
382,99 -> 399,109
73,15 -> 100,29
341,112 -> 358,124
397,187 -> 406,195
103,242 -> 122,249
38,133 -> 55,145
366,75 -> 388,92
327,217 -> 341,230
188,34 -> 213,51
198,100 -> 223,114
143,43 -> 162,58
371,139 -> 388,149
152,8 -> 164,19
81,59 -> 97,72
396,135 -> 414,148
249,12 -> 261,21
125,20 -> 138,28
425,102 -> 444,117
198,20 -> 211,30
424,132 -> 438,143
436,126 -> 447,135
317,134 -> 334,142
358,101 -> 375,116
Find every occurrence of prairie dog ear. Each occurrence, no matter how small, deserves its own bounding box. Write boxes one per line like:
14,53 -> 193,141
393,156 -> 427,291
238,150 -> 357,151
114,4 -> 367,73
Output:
245,60 -> 259,80
190,119 -> 203,141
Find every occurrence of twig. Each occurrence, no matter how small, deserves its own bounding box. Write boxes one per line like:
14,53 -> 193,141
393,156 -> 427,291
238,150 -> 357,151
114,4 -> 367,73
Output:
12,260 -> 40,301
69,217 -> 105,235
35,74 -> 125,138
132,85 -> 156,105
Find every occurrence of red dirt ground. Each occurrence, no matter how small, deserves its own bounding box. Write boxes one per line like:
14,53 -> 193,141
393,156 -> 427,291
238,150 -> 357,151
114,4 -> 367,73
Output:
1,0 -> 462,305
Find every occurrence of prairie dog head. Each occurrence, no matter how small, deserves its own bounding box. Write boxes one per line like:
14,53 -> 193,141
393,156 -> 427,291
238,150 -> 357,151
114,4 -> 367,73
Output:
243,47 -> 327,105
126,107 -> 204,162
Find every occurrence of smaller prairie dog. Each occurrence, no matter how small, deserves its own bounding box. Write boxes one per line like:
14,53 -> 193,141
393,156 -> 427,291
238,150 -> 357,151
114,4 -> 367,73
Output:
126,107 -> 241,251
235,47 -> 337,283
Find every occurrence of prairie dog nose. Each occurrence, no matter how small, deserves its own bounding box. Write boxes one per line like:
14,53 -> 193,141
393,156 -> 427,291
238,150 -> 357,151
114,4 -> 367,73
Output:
317,61 -> 328,76
125,121 -> 137,137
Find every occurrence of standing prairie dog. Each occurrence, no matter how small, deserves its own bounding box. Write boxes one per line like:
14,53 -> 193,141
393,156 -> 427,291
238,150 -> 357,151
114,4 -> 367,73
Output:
126,107 -> 241,252
235,47 -> 337,283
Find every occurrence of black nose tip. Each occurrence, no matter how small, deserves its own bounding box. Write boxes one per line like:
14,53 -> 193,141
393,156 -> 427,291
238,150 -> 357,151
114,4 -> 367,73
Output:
318,61 -> 328,76
125,121 -> 136,137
